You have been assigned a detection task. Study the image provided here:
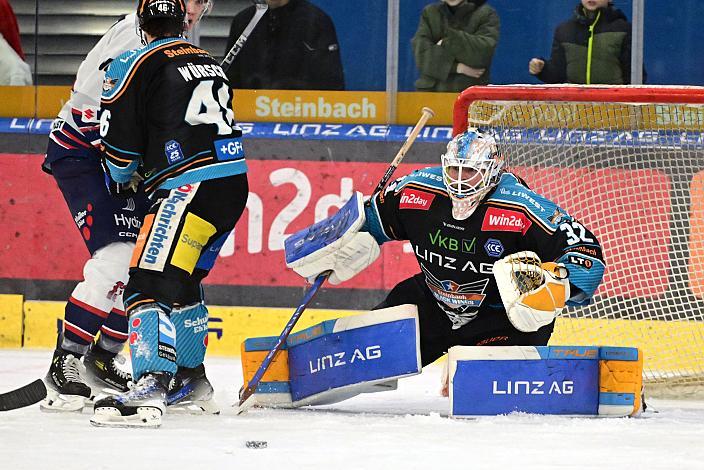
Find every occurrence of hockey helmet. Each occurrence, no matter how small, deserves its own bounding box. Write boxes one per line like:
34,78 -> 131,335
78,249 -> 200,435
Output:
137,0 -> 187,26
441,128 -> 504,220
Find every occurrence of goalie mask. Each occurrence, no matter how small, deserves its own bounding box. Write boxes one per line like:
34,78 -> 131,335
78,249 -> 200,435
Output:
441,129 -> 504,220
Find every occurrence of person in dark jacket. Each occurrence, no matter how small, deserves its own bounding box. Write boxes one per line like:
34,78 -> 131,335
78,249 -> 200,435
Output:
412,0 -> 500,92
225,0 -> 344,90
529,0 -> 645,84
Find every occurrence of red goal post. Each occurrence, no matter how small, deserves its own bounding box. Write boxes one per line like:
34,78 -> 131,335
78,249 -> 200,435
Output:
452,84 -> 704,397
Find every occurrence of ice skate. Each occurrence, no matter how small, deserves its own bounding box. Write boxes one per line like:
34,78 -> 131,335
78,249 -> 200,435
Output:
90,372 -> 170,428
41,348 -> 92,412
83,343 -> 132,395
167,364 -> 219,415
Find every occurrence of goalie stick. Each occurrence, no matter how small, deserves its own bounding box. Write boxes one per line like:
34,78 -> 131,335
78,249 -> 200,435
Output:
221,0 -> 268,73
0,379 -> 47,412
236,107 -> 435,414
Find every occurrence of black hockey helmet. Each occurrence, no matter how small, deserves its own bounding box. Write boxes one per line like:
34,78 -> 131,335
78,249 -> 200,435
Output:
137,0 -> 187,27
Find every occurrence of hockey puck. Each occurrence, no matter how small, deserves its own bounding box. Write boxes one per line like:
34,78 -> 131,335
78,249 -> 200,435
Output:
245,440 -> 267,449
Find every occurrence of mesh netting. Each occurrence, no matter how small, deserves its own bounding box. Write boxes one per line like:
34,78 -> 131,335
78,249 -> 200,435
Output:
459,86 -> 704,397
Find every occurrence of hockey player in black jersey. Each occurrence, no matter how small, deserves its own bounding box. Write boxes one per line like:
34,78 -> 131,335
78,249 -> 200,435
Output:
41,0 -> 217,413
288,128 -> 605,393
90,0 -> 248,428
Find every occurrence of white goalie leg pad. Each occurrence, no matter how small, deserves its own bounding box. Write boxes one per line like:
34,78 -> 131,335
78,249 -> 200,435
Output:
285,192 -> 380,285
493,251 -> 569,332
71,242 -> 135,312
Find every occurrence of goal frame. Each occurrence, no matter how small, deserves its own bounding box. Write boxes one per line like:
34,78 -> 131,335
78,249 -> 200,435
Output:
451,84 -> 704,397
453,84 -> 704,136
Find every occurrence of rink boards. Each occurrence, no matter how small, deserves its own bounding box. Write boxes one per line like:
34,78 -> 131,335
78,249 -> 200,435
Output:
1,294 -> 702,376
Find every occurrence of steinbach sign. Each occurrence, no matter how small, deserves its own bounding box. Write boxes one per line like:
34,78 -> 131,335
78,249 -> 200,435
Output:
0,154 -> 673,298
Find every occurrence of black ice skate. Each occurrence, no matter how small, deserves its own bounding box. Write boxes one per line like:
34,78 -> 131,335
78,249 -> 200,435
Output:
41,348 -> 92,413
83,343 -> 132,394
167,364 -> 219,414
90,371 -> 171,428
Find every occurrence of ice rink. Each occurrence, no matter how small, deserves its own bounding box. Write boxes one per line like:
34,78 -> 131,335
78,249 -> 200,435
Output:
1,349 -> 703,469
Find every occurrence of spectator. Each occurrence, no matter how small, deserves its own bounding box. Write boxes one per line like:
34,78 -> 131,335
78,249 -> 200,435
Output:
0,0 -> 24,59
0,35 -> 31,85
529,0 -> 645,84
412,0 -> 499,92
225,0 -> 344,90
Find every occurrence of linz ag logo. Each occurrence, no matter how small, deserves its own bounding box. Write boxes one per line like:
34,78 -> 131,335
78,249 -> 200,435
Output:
483,238 -> 504,258
482,207 -> 531,234
399,188 -> 434,210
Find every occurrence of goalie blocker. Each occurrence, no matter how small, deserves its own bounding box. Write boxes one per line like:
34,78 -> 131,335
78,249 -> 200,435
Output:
448,345 -> 643,417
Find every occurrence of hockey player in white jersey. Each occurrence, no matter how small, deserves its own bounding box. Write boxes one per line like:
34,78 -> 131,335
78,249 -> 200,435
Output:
41,0 -> 218,413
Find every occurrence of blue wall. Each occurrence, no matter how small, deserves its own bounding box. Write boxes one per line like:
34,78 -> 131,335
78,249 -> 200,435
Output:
312,0 -> 704,91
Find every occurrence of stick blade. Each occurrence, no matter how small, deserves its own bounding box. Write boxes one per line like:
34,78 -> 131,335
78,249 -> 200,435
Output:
235,393 -> 258,416
0,379 -> 47,412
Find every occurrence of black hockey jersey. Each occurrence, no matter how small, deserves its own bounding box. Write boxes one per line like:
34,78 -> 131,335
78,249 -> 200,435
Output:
100,37 -> 246,194
364,167 -> 605,329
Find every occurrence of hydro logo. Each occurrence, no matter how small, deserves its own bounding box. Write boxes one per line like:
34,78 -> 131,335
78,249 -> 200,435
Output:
484,238 -> 504,258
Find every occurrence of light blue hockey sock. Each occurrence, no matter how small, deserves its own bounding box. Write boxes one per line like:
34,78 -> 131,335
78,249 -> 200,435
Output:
128,307 -> 178,380
171,303 -> 208,368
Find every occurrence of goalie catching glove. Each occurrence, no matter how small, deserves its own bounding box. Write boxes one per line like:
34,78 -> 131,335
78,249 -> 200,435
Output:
285,192 -> 380,285
493,251 -> 570,332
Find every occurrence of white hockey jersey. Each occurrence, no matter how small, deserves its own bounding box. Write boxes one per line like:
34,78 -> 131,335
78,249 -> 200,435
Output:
46,14 -> 142,162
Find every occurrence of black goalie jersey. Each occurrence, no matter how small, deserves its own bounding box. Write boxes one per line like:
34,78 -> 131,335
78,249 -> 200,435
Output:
363,167 -> 606,329
100,37 -> 246,194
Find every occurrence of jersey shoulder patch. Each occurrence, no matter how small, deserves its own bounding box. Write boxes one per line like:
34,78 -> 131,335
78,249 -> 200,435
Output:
486,173 -> 570,230
389,166 -> 446,195
102,37 -> 185,102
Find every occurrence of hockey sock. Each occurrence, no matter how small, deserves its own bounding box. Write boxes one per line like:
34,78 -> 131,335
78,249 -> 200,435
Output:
171,303 -> 209,368
97,307 -> 128,353
62,296 -> 109,355
128,307 -> 178,380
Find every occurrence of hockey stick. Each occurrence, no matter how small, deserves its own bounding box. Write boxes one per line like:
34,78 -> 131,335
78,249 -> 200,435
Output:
236,107 -> 435,414
220,0 -> 268,73
237,272 -> 329,414
372,107 -> 435,196
0,379 -> 47,412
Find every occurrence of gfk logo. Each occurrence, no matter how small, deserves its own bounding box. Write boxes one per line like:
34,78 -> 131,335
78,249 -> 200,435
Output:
481,207 -> 531,234
399,188 -> 434,210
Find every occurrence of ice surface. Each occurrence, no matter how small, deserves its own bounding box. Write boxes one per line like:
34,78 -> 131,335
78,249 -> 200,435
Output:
1,349 -> 703,469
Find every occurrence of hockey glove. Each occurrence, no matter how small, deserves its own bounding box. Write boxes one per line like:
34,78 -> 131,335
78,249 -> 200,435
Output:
101,160 -> 143,199
493,251 -> 570,332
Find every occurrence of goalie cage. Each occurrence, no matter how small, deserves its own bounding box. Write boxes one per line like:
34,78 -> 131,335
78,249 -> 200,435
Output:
453,84 -> 704,398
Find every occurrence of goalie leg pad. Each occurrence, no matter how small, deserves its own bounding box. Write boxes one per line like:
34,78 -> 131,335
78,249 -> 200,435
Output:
240,304 -> 421,407
448,345 -> 643,417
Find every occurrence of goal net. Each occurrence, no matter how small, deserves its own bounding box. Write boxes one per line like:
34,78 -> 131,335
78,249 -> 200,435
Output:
453,85 -> 704,397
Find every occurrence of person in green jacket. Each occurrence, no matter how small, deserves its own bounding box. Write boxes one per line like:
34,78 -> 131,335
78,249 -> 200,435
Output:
529,0 -> 645,84
412,0 -> 499,92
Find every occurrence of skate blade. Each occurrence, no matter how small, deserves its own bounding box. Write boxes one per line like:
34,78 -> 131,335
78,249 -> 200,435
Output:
168,398 -> 220,415
40,388 -> 91,413
90,406 -> 163,428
